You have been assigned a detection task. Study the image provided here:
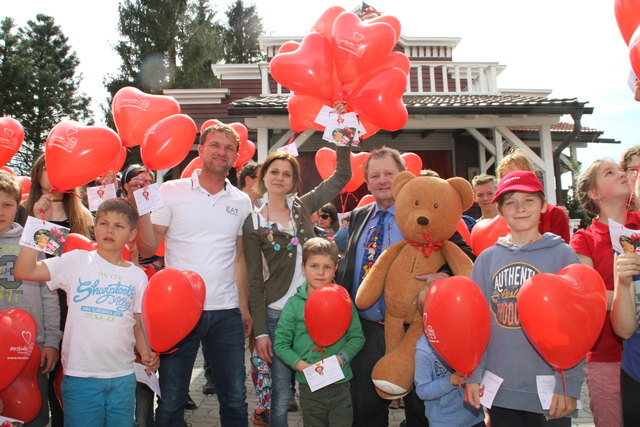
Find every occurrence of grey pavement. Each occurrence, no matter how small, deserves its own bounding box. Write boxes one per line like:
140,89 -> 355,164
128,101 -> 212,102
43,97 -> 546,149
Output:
184,347 -> 596,427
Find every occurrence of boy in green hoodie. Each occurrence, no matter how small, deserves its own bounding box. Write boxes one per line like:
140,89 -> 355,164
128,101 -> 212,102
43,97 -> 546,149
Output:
274,237 -> 364,427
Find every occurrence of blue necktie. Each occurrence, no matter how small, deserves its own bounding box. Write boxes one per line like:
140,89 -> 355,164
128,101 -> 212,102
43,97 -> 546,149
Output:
359,210 -> 388,284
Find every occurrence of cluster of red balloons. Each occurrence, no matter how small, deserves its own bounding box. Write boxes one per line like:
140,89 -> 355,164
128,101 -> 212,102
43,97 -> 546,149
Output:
422,277 -> 491,376
304,284 -> 353,347
519,263 -> 607,371
270,7 -> 409,136
615,0 -> 640,81
0,308 -> 41,423
141,268 -> 206,353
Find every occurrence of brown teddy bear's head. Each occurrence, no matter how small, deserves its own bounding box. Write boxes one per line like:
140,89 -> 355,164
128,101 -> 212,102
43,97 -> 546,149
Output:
392,171 -> 474,243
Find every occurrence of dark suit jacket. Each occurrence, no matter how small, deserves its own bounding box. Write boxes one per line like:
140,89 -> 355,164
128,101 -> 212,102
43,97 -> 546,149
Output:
335,203 -> 475,295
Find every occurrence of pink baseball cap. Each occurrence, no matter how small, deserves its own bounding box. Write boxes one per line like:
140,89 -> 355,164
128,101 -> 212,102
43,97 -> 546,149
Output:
492,171 -> 544,203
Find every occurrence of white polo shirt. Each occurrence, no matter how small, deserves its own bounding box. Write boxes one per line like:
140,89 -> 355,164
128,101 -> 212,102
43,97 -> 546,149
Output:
152,170 -> 252,310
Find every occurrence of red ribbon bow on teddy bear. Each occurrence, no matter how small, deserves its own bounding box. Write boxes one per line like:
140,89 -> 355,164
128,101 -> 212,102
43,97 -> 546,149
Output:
405,233 -> 444,258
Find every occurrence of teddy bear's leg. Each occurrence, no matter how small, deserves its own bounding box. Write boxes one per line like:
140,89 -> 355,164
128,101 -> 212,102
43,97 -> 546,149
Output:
371,320 -> 424,398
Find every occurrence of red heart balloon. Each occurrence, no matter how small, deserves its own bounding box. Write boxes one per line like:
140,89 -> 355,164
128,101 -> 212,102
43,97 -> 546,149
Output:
308,6 -> 346,40
356,194 -> 375,208
183,270 -> 206,307
287,94 -> 330,132
357,116 -> 380,140
401,153 -> 422,176
141,268 -> 204,352
0,344 -> 41,422
62,233 -> 98,253
365,15 -> 401,44
199,119 -> 223,135
228,122 -> 249,145
332,12 -> 397,85
615,0 -> 640,44
630,27 -> 640,80
18,176 -> 31,195
0,308 -> 37,391
347,67 -> 408,131
304,284 -> 353,347
270,32 -> 335,101
141,114 -> 197,171
423,276 -> 491,376
342,51 -> 411,97
45,121 -> 123,191
314,147 -> 367,193
181,156 -> 203,179
234,140 -> 256,169
112,86 -> 181,147
278,41 -> 300,54
470,216 -> 510,255
518,263 -> 607,370
101,146 -> 127,178
0,117 -> 24,167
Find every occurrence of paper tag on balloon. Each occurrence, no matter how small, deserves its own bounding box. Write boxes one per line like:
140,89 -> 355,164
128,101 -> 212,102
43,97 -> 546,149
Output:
314,105 -> 335,127
134,362 -> 161,397
277,142 -> 299,157
536,375 -> 582,410
19,216 -> 70,256
0,415 -> 23,424
478,370 -> 503,409
87,183 -> 117,212
321,111 -> 363,148
628,68 -> 637,92
303,355 -> 345,392
134,183 -> 164,216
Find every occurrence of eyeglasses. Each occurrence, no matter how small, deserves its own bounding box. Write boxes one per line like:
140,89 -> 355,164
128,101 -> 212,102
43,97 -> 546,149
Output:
319,213 -> 331,220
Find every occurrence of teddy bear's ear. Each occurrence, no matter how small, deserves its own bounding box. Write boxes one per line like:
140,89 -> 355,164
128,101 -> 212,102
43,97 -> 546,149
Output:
392,171 -> 416,199
446,177 -> 474,211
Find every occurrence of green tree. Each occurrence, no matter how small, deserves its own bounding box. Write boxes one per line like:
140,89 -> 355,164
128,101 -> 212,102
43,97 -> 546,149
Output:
0,15 -> 91,174
223,0 -> 264,63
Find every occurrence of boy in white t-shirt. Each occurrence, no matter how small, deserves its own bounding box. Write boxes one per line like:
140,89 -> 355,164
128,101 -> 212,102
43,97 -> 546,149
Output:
15,198 -> 159,426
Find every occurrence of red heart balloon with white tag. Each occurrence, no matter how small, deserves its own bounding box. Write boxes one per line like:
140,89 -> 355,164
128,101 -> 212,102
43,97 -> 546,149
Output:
0,308 -> 37,391
314,147 -> 368,193
112,86 -> 181,148
0,117 -> 24,167
45,121 -> 123,191
518,263 -> 607,370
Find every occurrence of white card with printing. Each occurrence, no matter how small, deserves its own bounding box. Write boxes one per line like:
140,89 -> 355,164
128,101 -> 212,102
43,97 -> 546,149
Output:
134,362 -> 161,397
478,370 -> 504,409
536,375 -> 582,410
277,142 -> 299,157
133,183 -> 164,216
0,415 -> 23,424
87,183 -> 117,212
313,105 -> 334,127
303,355 -> 345,392
19,215 -> 70,257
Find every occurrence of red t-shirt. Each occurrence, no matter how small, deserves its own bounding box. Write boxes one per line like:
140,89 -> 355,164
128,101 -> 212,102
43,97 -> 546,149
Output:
570,212 -> 640,362
540,203 -> 570,243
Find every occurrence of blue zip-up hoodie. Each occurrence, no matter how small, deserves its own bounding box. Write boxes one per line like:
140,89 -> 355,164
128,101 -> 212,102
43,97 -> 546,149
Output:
415,334 -> 483,427
468,233 -> 584,414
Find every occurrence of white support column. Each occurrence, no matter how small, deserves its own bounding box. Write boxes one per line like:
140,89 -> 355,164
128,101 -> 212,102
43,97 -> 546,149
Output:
492,128 -> 503,165
539,124 -> 557,204
466,128 -> 496,156
257,128 -> 269,162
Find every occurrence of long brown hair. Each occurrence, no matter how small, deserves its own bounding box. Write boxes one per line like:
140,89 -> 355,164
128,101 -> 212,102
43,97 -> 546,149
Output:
24,154 -> 91,237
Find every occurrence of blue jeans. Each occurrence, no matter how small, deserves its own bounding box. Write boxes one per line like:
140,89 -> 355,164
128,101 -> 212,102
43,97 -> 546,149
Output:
267,308 -> 292,427
155,309 -> 247,427
62,374 -> 136,427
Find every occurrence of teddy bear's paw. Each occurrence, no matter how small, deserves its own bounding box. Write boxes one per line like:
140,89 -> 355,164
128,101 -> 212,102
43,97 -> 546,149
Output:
372,379 -> 410,398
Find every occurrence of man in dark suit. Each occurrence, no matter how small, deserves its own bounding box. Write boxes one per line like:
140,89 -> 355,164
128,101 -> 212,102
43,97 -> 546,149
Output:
336,146 -> 474,427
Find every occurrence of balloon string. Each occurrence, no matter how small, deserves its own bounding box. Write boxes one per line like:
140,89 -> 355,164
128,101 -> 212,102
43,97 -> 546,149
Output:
625,168 -> 640,225
561,369 -> 567,410
311,345 -> 326,362
339,192 -> 359,213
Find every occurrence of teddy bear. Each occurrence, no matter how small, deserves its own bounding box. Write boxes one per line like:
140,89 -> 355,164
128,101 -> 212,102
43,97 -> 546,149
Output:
355,171 -> 475,399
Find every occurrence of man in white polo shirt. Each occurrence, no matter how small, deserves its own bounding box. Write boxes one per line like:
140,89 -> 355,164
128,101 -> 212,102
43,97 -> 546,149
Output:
132,124 -> 253,427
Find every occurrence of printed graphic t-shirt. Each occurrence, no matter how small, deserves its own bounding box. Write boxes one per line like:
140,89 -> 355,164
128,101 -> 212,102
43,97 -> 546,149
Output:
44,250 -> 148,378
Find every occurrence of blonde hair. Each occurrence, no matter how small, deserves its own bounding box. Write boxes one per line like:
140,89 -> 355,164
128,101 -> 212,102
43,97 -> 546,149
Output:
471,173 -> 496,189
25,154 -> 91,237
302,237 -> 338,265
0,171 -> 22,203
497,148 -> 540,179
620,145 -> 640,171
576,160 -> 608,215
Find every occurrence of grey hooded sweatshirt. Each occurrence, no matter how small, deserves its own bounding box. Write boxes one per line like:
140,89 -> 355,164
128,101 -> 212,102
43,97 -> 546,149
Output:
468,233 -> 584,414
0,223 -> 61,349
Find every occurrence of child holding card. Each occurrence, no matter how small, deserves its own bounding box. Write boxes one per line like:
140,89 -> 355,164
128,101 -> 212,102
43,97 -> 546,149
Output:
0,171 -> 61,426
465,171 -> 583,426
15,198 -> 158,426
273,238 -> 364,427
414,285 -> 484,427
